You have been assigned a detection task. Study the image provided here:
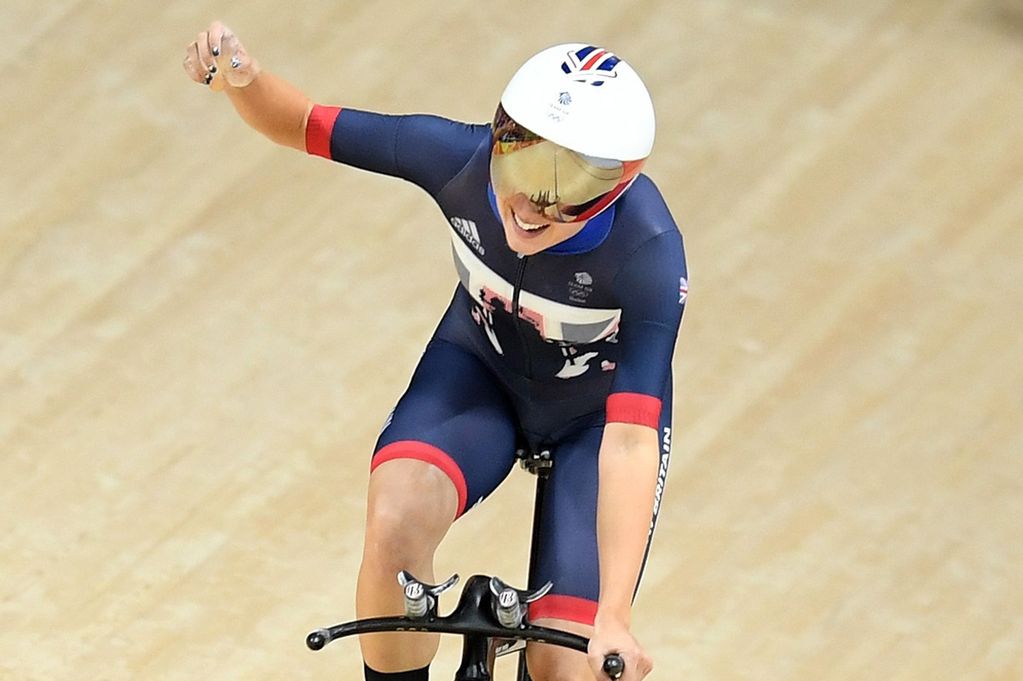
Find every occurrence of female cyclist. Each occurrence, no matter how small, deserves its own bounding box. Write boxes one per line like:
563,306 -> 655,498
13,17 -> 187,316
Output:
184,22 -> 687,681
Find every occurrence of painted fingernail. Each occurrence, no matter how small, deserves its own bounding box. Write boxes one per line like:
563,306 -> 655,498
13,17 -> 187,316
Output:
209,64 -> 217,74
211,45 -> 220,57
230,55 -> 241,68
204,73 -> 213,85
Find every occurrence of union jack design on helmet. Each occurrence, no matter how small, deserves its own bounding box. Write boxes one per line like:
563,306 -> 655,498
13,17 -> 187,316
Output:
499,43 -> 655,161
561,46 -> 622,86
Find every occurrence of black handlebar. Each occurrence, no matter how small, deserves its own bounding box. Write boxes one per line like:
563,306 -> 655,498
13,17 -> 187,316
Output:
307,574 -> 628,679
602,653 -> 625,680
305,614 -> 588,653
309,626 -> 624,678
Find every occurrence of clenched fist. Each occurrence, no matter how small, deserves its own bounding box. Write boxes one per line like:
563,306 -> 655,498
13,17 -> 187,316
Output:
182,21 -> 260,91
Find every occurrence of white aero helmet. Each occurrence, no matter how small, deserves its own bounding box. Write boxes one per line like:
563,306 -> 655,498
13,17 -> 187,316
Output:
491,43 -> 655,222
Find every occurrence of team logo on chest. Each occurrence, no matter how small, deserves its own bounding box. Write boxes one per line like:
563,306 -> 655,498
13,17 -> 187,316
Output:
568,271 -> 594,304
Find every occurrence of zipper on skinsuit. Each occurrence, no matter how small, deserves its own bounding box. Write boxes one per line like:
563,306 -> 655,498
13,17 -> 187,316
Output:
511,253 -> 532,379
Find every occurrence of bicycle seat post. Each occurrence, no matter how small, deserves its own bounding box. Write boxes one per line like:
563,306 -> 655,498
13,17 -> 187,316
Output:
514,447 -> 553,681
517,448 -> 552,478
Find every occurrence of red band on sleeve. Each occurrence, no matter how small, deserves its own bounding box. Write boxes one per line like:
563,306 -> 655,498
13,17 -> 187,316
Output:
305,105 -> 342,159
528,594 -> 598,626
606,392 -> 662,429
371,441 -> 468,519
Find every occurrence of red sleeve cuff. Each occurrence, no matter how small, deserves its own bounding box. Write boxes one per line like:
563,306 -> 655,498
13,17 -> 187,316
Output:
305,104 -> 342,159
606,392 -> 662,429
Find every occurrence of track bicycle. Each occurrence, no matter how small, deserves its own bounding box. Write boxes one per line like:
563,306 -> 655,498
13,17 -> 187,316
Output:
306,449 -> 627,681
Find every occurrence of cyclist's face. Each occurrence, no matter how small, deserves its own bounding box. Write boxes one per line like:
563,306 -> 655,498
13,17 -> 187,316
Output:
494,191 -> 588,256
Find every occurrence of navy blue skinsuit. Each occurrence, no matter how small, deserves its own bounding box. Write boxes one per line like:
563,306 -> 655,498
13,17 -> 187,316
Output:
307,105 -> 687,625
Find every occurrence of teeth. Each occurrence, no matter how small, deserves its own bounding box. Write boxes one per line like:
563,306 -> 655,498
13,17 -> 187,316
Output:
514,213 -> 548,232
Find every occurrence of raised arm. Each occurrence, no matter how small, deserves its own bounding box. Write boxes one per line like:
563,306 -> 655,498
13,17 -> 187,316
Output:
183,21 -> 312,151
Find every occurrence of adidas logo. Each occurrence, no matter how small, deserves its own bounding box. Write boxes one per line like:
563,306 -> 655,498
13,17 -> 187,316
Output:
450,216 -> 485,256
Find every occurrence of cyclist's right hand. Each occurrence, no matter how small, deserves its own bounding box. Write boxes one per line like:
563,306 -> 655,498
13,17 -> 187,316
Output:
588,617 -> 651,680
182,21 -> 260,91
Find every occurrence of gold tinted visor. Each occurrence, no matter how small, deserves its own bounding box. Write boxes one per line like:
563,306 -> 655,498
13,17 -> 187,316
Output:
490,104 -> 631,222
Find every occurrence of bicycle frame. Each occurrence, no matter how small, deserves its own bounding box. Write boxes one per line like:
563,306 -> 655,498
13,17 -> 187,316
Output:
306,449 -> 625,680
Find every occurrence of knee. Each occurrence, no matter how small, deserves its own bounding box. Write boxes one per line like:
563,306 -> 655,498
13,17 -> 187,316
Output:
363,459 -> 458,567
364,500 -> 432,565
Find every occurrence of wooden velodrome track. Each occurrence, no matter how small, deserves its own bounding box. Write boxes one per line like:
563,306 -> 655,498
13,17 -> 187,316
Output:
2,0 -> 1021,679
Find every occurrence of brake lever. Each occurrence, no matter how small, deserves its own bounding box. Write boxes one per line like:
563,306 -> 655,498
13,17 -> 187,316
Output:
397,571 -> 460,619
488,576 -> 553,629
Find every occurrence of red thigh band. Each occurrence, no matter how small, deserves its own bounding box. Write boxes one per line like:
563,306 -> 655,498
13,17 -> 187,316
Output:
372,440 -> 469,518
528,594 -> 598,626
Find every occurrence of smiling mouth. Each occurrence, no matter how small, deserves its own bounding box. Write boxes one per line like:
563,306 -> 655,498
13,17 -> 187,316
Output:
513,212 -> 550,233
